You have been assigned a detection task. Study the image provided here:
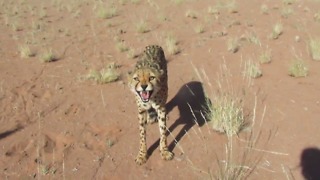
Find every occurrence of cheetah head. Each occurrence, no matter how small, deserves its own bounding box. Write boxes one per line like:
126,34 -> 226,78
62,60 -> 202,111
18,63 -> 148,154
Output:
128,68 -> 163,103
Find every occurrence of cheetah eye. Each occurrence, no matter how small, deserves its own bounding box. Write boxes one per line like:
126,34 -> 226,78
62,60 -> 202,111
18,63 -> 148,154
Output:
149,76 -> 155,81
133,77 -> 139,81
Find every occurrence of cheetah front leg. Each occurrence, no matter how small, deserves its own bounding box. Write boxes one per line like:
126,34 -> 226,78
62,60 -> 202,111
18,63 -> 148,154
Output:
157,106 -> 174,161
135,110 -> 148,165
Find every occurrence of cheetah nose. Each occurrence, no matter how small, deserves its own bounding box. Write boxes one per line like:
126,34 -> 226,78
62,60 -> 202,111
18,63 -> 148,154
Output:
141,85 -> 148,91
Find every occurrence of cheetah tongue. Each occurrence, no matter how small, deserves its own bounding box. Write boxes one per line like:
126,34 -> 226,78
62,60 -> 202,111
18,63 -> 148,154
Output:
140,91 -> 150,101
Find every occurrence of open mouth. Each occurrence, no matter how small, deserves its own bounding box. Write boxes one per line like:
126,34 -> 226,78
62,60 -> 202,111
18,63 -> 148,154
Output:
137,90 -> 153,102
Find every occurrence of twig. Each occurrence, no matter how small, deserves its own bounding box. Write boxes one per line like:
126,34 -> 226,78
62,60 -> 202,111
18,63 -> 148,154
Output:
100,89 -> 106,107
248,148 -> 289,156
166,127 -> 185,154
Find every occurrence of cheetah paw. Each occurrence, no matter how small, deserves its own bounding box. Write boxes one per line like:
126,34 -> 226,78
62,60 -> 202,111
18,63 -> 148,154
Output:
161,150 -> 174,161
135,154 -> 147,165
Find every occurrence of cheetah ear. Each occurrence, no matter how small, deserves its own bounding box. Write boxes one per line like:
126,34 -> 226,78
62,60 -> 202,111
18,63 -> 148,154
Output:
159,69 -> 164,75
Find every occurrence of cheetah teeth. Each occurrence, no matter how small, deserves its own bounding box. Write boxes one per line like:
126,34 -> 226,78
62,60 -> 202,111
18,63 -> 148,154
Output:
140,91 -> 150,100
139,90 -> 152,102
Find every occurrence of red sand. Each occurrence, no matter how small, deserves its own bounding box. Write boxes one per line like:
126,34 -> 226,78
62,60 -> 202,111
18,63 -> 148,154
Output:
1,0 -> 320,179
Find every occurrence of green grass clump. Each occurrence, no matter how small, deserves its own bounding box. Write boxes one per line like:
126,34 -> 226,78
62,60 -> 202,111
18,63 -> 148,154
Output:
309,38 -> 320,61
87,63 -> 120,84
40,49 -> 56,62
288,58 -> 308,77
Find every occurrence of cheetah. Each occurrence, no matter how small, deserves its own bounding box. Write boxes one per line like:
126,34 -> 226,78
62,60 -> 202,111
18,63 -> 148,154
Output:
128,45 -> 174,165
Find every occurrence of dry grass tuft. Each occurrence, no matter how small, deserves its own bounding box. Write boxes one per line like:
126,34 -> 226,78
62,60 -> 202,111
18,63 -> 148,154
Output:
116,41 -> 129,52
11,21 -> 23,31
208,6 -> 220,15
87,63 -> 120,84
135,19 -> 150,33
243,60 -> 263,78
314,12 -> 320,22
227,38 -> 240,53
96,6 -> 117,19
282,0 -> 295,5
212,118 -> 272,180
165,34 -> 180,55
172,0 -> 185,5
19,45 -> 35,58
269,22 -> 283,39
204,93 -> 245,136
127,48 -> 138,59
288,58 -> 308,77
281,7 -> 293,18
191,61 -> 271,180
309,38 -> 320,61
131,0 -> 141,4
246,32 -> 261,46
185,10 -> 197,19
40,49 -> 56,62
194,24 -> 205,34
260,4 -> 269,14
195,62 -> 247,137
259,50 -> 272,64
215,0 -> 238,13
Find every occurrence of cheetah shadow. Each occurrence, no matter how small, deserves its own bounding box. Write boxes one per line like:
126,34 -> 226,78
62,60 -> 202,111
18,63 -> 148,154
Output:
0,125 -> 23,140
300,147 -> 320,180
148,81 -> 208,156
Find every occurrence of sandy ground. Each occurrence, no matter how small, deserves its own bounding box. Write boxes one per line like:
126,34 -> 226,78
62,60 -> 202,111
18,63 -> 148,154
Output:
1,0 -> 320,179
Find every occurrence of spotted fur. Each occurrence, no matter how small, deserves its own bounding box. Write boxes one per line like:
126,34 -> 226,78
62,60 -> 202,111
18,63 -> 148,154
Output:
128,45 -> 174,165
